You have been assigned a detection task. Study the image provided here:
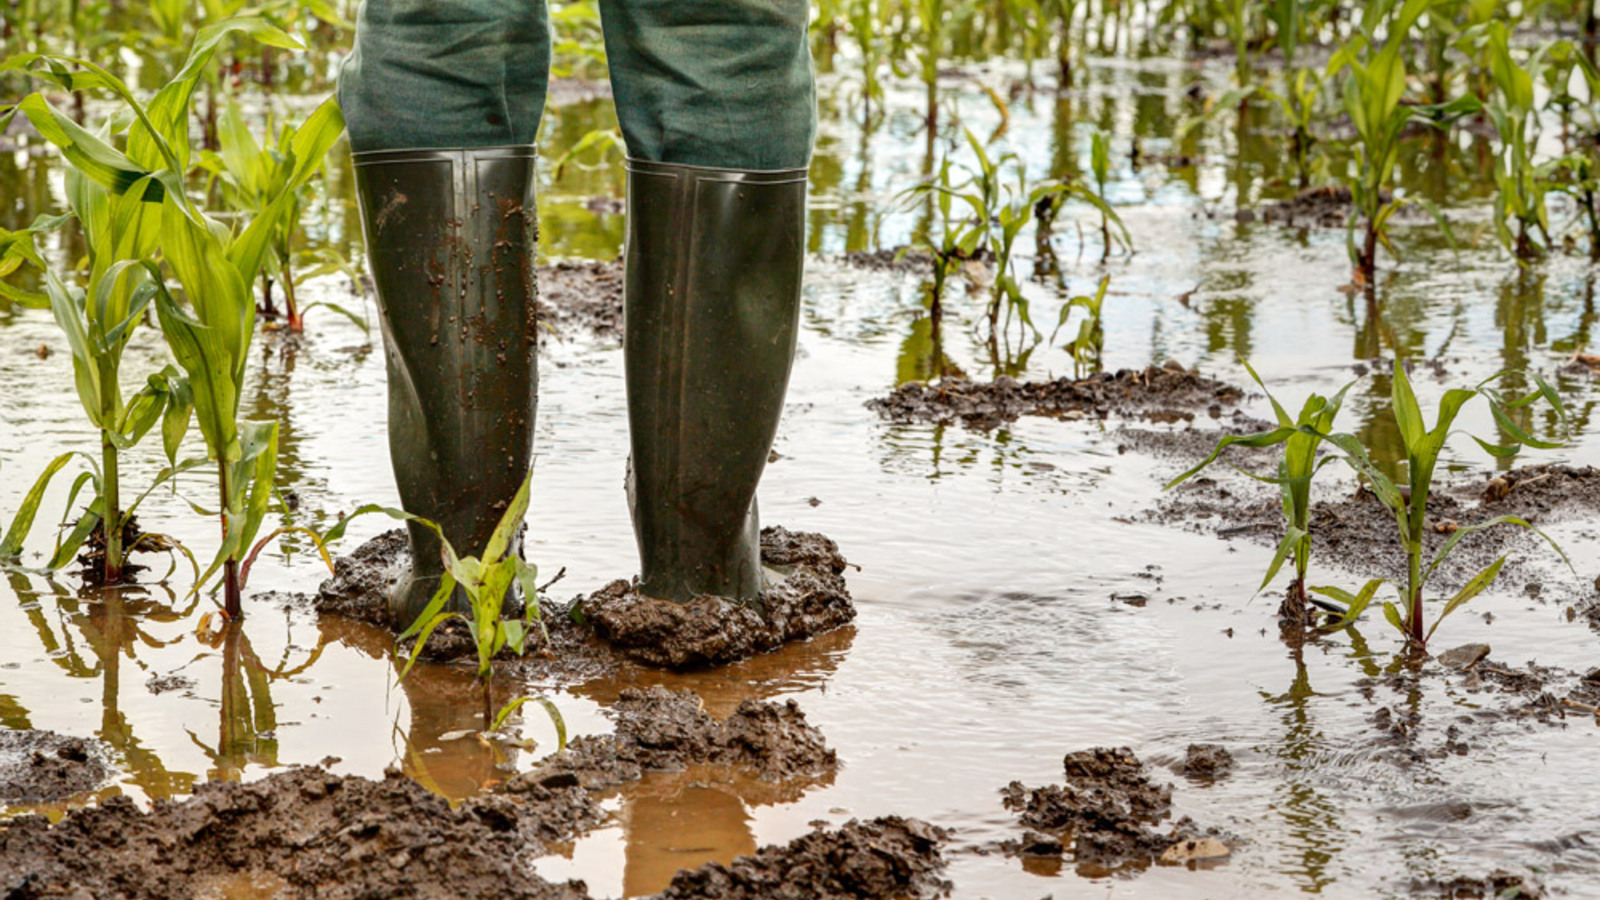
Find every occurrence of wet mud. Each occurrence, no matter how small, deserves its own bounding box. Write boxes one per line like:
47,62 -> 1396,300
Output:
0,766 -> 597,900
837,247 -> 936,274
537,259 -> 623,342
1001,747 -> 1227,873
869,362 -> 1243,430
1409,870 -> 1544,899
1243,185 -> 1362,228
1175,743 -> 1234,784
656,816 -> 949,900
0,730 -> 112,805
517,686 -> 836,793
571,528 -> 856,669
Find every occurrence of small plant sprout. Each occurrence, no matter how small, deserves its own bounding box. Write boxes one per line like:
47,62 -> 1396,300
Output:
1311,361 -> 1571,652
901,152 -> 990,379
1326,0 -> 1456,290
1051,274 -> 1111,378
1165,360 -> 1353,625
396,468 -> 560,735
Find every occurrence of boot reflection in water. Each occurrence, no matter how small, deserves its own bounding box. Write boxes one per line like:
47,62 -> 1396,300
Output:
338,0 -> 817,624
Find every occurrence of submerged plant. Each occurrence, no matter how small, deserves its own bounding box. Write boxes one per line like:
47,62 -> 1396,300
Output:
1051,274 -> 1111,377
1326,0 -> 1452,289
1311,361 -> 1569,651
395,469 -> 559,734
1165,360 -> 1353,626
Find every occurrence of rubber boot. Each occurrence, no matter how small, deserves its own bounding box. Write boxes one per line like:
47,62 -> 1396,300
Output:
351,147 -> 540,628
623,159 -> 808,604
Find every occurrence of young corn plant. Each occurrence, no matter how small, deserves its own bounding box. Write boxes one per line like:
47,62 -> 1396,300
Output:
901,154 -> 989,380
1311,361 -> 1570,651
1326,0 -> 1446,289
199,95 -> 352,331
1050,274 -> 1110,377
1476,24 -> 1557,261
1164,360 -> 1354,626
395,469 -> 560,734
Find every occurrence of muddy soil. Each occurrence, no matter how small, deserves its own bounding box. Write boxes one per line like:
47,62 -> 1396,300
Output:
1175,743 -> 1234,784
1410,870 -> 1544,899
1001,747 -> 1224,872
537,259 -> 623,342
516,686 -> 836,794
573,527 -> 856,669
657,816 -> 950,900
869,362 -> 1244,430
837,247 -> 936,274
1240,185 -> 1363,229
313,527 -> 854,673
0,766 -> 597,900
0,730 -> 112,805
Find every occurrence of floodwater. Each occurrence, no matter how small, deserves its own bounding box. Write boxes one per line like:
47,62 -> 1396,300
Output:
3,44 -> 1600,899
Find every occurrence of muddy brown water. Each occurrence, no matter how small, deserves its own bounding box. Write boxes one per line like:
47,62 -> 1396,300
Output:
4,52 -> 1600,899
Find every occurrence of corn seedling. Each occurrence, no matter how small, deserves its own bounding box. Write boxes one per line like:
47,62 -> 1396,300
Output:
1165,359 -> 1353,624
393,469 -> 559,735
1050,274 -> 1111,377
1475,23 -> 1557,261
1310,360 -> 1570,651
199,94 -> 351,331
901,151 -> 990,379
1326,0 -> 1452,289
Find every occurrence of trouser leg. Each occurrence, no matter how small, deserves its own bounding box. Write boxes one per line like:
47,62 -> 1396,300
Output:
339,1 -> 547,627
600,0 -> 816,603
338,0 -> 550,152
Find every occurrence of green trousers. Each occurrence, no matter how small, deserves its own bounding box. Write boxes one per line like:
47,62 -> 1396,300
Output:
337,0 -> 816,170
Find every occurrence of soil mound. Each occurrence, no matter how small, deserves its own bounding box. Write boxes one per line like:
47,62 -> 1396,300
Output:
515,686 -> 837,792
0,767 -> 597,900
837,247 -> 936,274
1001,747 -> 1224,871
572,527 -> 856,669
1176,743 -> 1234,783
868,362 -> 1242,430
537,259 -> 623,341
657,816 -> 950,900
0,730 -> 113,805
1254,185 -> 1357,228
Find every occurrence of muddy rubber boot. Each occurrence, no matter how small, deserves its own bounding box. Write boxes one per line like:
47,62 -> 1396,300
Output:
352,146 -> 540,628
623,159 -> 808,604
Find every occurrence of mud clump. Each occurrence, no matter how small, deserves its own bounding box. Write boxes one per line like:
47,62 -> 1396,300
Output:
656,816 -> 950,900
0,730 -> 113,805
837,247 -> 936,274
572,527 -> 855,669
315,527 -> 407,627
1410,869 -> 1543,899
517,686 -> 837,793
1002,747 -> 1221,871
1177,743 -> 1234,783
868,362 -> 1242,430
0,767 -> 597,900
536,259 -> 623,341
1251,185 -> 1362,228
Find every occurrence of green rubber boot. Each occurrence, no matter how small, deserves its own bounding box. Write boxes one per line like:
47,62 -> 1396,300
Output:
623,159 -> 808,604
352,146 -> 540,628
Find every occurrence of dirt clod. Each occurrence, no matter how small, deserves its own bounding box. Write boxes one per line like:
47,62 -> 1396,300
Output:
655,816 -> 950,900
0,730 -> 112,805
536,259 -> 623,341
573,527 -> 855,669
1438,643 -> 1491,670
869,363 -> 1242,430
517,686 -> 837,791
1002,747 -> 1220,871
1177,744 -> 1234,783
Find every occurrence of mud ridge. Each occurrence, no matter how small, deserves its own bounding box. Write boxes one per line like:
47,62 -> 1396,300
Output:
869,362 -> 1243,430
514,686 -> 836,796
570,527 -> 856,669
0,730 -> 113,806
657,816 -> 950,900
1000,747 -> 1229,872
836,247 -> 937,274
0,766 -> 598,900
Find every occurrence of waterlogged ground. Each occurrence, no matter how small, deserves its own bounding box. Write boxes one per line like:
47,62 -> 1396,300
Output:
3,48 -> 1600,898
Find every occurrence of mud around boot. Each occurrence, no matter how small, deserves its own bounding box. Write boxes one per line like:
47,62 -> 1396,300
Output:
568,527 -> 855,669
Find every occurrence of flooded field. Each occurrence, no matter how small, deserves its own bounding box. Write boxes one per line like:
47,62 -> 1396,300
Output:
4,13 -> 1600,899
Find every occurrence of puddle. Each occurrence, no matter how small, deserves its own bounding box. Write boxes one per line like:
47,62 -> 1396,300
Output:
3,42 -> 1600,900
